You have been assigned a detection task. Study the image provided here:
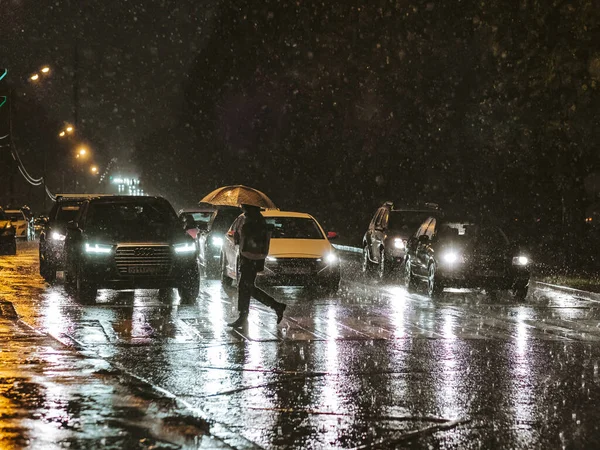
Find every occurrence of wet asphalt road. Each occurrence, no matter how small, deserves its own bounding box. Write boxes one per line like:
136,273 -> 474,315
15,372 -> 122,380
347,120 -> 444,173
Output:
4,242 -> 600,449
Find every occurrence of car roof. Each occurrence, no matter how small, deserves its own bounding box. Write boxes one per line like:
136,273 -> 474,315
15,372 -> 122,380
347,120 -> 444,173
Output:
261,210 -> 313,219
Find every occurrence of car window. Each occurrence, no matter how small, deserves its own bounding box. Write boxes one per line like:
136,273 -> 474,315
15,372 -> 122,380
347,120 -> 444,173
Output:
189,212 -> 212,224
211,209 -> 242,232
55,204 -> 81,224
265,217 -> 324,239
425,219 -> 436,238
416,218 -> 432,237
374,209 -> 386,229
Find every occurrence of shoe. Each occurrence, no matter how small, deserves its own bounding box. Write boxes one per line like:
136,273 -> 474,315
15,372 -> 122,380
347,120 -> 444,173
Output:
275,304 -> 286,324
227,315 -> 248,328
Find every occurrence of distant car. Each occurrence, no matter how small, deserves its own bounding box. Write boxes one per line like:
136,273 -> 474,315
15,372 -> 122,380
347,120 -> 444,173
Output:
220,210 -> 341,293
0,207 -> 17,255
64,195 -> 200,304
178,207 -> 214,240
404,215 -> 531,300
4,209 -> 31,240
198,206 -> 242,276
362,201 -> 441,279
39,197 -> 88,283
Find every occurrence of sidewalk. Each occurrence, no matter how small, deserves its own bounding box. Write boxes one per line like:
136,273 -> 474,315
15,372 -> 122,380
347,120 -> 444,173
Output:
0,302 -> 227,450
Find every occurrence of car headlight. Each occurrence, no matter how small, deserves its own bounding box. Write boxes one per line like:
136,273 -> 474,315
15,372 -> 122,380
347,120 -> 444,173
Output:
85,243 -> 112,254
441,251 -> 463,264
512,256 -> 530,266
394,238 -> 406,249
174,242 -> 196,254
211,236 -> 224,247
51,232 -> 66,241
325,253 -> 338,264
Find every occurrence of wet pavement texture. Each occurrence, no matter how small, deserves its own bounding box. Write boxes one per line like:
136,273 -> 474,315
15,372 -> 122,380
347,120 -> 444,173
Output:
3,242 -> 600,448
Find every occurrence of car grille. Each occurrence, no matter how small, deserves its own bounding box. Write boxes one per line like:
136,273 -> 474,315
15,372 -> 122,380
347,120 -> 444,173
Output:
267,258 -> 322,275
115,245 -> 172,277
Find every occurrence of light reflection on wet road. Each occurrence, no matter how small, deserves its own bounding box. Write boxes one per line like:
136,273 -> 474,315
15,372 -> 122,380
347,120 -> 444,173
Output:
4,242 -> 600,448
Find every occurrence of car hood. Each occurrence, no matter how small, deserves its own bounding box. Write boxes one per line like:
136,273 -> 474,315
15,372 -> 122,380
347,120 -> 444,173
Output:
0,220 -> 12,229
268,239 -> 333,258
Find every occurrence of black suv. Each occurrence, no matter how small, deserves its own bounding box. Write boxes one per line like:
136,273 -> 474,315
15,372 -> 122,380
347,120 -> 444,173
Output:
64,196 -> 200,303
197,206 -> 242,277
404,215 -> 531,299
362,202 -> 440,279
39,195 -> 88,282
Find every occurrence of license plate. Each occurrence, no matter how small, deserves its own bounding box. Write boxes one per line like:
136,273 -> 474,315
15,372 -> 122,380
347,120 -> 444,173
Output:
128,266 -> 158,274
281,267 -> 311,275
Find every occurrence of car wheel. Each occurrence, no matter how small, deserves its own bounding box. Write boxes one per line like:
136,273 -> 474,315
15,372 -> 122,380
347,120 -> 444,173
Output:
427,263 -> 444,298
512,282 -> 528,301
320,277 -> 340,295
9,241 -> 16,255
76,264 -> 97,304
178,264 -> 200,304
404,257 -> 417,292
40,257 -> 56,283
221,253 -> 233,287
378,248 -> 390,280
362,246 -> 373,275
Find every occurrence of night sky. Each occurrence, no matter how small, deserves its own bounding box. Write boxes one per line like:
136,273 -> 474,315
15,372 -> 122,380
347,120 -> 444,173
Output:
1,0 -> 213,159
1,0 -> 599,240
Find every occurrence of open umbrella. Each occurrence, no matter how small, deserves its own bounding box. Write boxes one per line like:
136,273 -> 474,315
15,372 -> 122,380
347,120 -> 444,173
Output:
199,185 -> 277,209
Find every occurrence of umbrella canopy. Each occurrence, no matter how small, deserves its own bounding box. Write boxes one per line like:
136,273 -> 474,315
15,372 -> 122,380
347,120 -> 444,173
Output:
199,185 -> 277,209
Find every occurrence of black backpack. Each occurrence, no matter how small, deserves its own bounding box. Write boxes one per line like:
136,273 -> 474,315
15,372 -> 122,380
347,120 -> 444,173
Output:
240,216 -> 270,260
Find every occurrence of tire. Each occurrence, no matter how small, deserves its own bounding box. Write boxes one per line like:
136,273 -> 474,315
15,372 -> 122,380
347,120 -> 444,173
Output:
221,253 -> 233,287
427,263 -> 444,298
512,282 -> 528,301
40,258 -> 56,283
76,264 -> 97,304
9,241 -> 16,255
319,278 -> 340,295
362,246 -> 373,275
178,264 -> 200,304
404,257 -> 418,292
377,248 -> 391,280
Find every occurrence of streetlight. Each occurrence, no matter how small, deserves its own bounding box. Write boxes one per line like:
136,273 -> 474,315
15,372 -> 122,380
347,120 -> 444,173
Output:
30,74 -> 39,81
41,66 -> 50,74
90,165 -> 98,174
59,131 -> 66,137
58,125 -> 75,138
78,147 -> 87,157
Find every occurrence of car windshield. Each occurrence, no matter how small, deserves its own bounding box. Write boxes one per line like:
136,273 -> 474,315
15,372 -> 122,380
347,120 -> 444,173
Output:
55,205 -> 81,224
438,222 -> 509,248
188,212 -> 212,224
211,209 -> 242,233
85,201 -> 177,238
388,211 -> 432,233
5,212 -> 24,221
265,217 -> 324,240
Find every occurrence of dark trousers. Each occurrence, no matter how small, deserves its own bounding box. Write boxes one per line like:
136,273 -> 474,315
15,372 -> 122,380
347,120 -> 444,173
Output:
238,257 -> 281,315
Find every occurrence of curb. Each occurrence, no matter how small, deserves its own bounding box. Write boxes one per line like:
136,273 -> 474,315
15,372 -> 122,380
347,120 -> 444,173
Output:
533,281 -> 600,303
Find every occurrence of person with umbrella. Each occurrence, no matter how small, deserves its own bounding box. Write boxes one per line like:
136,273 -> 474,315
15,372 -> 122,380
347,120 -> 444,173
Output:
227,203 -> 286,328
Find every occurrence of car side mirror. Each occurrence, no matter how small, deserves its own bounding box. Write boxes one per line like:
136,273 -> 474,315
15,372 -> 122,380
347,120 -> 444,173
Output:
327,231 -> 338,240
